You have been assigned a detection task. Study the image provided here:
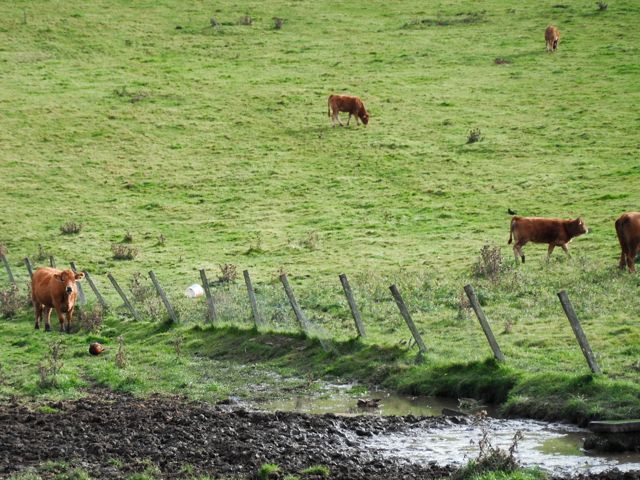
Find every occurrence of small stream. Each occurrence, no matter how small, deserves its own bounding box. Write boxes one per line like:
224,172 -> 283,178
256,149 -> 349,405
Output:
252,386 -> 640,475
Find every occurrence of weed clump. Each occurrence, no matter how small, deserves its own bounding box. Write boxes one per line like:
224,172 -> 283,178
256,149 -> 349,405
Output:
115,335 -> 127,368
257,463 -> 279,480
304,231 -> 319,250
0,284 -> 26,318
157,233 -> 166,246
218,263 -> 238,283
453,413 -> 524,479
273,17 -> 284,30
472,245 -> 509,282
467,128 -> 483,144
34,244 -> 51,262
77,304 -> 104,332
494,57 -> 512,65
238,15 -> 252,26
111,244 -> 138,260
38,341 -> 64,389
60,221 -> 83,235
597,1 -> 608,11
122,231 -> 134,243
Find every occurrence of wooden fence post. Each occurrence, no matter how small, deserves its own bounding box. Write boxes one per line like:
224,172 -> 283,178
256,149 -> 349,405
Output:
69,262 -> 87,306
49,256 -> 56,268
557,290 -> 601,374
23,257 -> 33,280
463,284 -> 506,362
339,273 -> 366,338
280,273 -> 310,333
0,254 -> 16,285
244,270 -> 263,328
83,271 -> 108,310
107,273 -> 140,320
149,271 -> 178,324
389,284 -> 427,358
199,268 -> 217,324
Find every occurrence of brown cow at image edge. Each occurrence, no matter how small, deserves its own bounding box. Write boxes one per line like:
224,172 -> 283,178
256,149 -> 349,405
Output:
32,267 -> 85,333
615,212 -> 640,273
508,216 -> 588,264
545,25 -> 560,52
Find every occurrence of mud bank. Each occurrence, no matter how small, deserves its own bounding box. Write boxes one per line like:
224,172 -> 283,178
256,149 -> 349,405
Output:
1,392 -> 638,479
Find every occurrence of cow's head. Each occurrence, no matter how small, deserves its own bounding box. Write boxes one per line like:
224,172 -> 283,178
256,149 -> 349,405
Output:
359,110 -> 369,125
553,39 -> 558,50
574,217 -> 588,236
54,270 -> 85,295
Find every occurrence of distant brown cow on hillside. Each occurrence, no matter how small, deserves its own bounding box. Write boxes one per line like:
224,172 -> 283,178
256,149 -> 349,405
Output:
32,267 -> 84,332
328,95 -> 369,127
508,216 -> 587,263
615,212 -> 640,272
545,25 -> 560,52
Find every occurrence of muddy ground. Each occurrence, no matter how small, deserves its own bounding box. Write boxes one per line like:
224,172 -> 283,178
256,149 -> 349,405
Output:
0,392 -> 638,480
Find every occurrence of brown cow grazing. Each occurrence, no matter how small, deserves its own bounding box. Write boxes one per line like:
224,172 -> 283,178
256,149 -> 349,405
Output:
615,212 -> 640,272
31,267 -> 85,333
508,216 -> 587,263
328,94 -> 369,127
545,25 -> 560,52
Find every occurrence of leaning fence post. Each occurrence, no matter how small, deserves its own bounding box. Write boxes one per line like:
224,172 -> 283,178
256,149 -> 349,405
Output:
107,273 -> 140,320
339,273 -> 366,338
23,257 -> 34,280
1,254 -> 16,285
389,284 -> 427,358
464,285 -> 505,362
49,256 -> 56,268
83,271 -> 108,310
557,290 -> 601,374
199,268 -> 217,324
69,262 -> 87,306
280,273 -> 310,333
244,270 -> 263,328
149,271 -> 178,324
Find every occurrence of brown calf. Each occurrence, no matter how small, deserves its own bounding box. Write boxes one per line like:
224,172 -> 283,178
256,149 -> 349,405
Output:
545,25 -> 560,52
328,94 -> 369,127
508,216 -> 587,263
615,212 -> 640,272
32,267 -> 85,332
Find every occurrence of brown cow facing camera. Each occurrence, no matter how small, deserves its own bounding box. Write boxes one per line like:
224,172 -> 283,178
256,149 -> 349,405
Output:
615,212 -> 640,273
328,94 -> 369,127
32,267 -> 85,333
545,25 -> 560,52
508,216 -> 588,263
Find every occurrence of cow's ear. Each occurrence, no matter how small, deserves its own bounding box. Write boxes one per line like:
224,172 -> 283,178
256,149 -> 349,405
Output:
74,272 -> 85,281
53,273 -> 64,282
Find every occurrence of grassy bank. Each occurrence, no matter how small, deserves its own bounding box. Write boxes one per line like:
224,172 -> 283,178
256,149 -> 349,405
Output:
0,0 -> 639,429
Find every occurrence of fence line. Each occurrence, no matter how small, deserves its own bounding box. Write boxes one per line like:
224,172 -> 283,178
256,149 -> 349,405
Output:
0,254 -> 15,286
149,271 -> 178,324
199,269 -> 218,324
243,270 -> 262,328
280,273 -> 310,333
464,284 -> 505,362
107,273 -> 141,321
339,273 -> 366,338
389,284 -> 427,360
557,290 -> 601,374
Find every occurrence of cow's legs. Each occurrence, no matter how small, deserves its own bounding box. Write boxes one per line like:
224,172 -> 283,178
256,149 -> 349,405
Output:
513,242 -> 525,264
546,244 -> 556,260
628,242 -> 639,273
347,113 -> 352,126
44,307 -> 52,332
560,244 -> 571,258
65,307 -> 74,333
333,113 -> 343,127
34,302 -> 43,330
619,251 -> 627,270
55,308 -> 66,332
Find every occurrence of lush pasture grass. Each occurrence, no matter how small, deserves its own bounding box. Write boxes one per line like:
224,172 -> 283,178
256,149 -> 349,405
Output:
0,1 -> 638,420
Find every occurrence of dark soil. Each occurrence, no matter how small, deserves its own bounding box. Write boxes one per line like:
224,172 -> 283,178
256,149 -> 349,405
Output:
1,392 -> 638,480
0,391 -> 454,479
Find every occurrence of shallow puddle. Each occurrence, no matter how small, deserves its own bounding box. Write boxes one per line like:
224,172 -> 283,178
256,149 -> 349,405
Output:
253,387 -> 640,474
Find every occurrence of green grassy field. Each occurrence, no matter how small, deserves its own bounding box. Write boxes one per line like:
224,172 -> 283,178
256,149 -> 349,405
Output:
0,0 -> 639,423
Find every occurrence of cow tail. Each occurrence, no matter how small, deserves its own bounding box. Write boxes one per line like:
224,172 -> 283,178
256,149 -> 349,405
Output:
327,95 -> 333,117
508,218 -> 515,244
